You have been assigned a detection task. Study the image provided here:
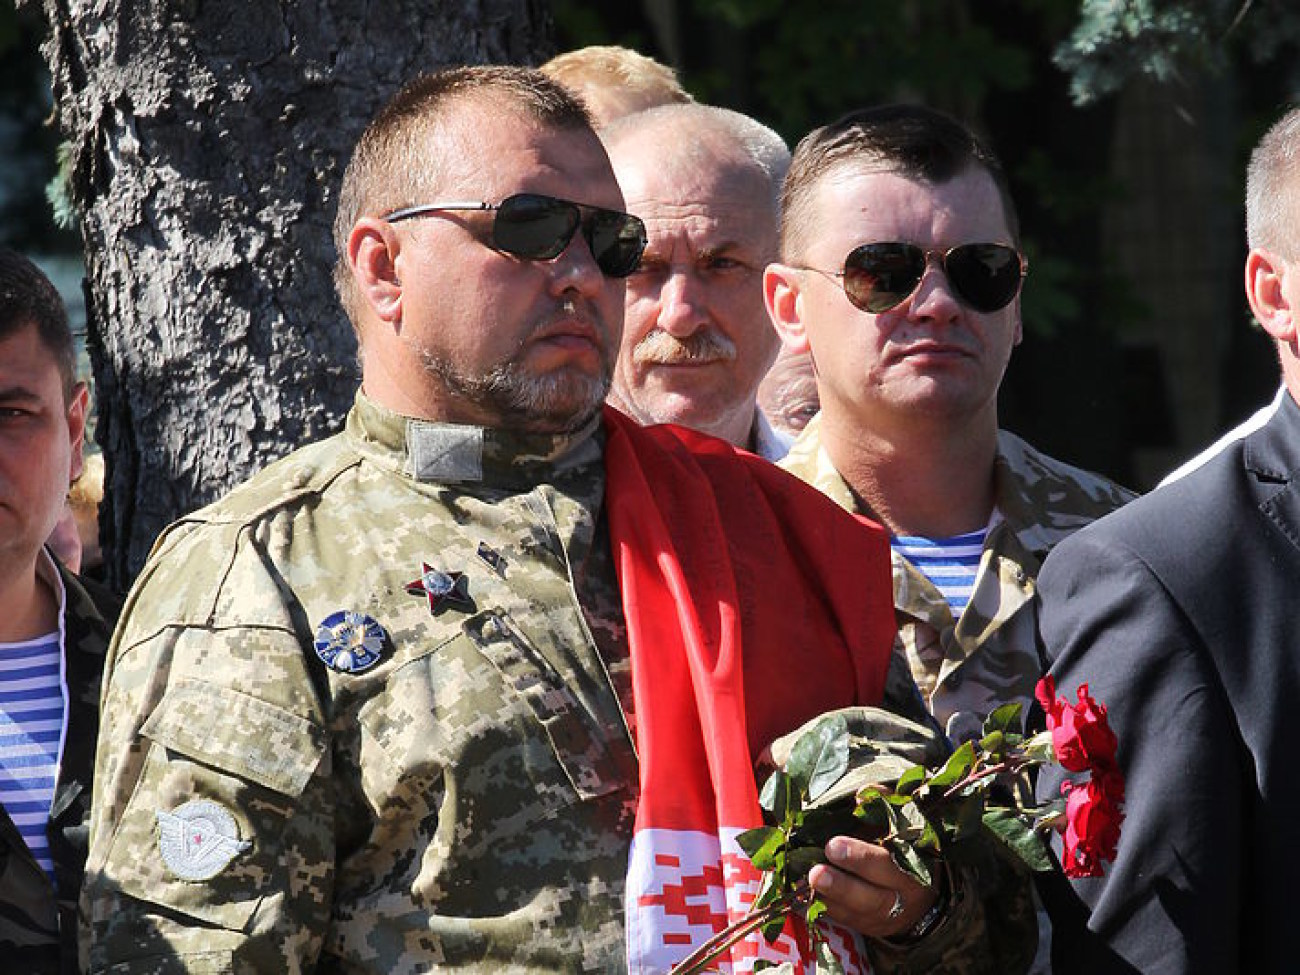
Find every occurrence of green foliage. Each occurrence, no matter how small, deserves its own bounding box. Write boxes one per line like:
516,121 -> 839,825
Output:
46,141 -> 78,231
785,711 -> 851,800
1056,0 -> 1211,105
1056,0 -> 1300,105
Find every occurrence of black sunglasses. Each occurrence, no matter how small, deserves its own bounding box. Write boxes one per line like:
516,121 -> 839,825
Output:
383,193 -> 647,278
799,242 -> 1028,314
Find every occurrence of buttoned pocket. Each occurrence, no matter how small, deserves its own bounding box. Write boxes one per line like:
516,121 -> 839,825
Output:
102,678 -> 327,933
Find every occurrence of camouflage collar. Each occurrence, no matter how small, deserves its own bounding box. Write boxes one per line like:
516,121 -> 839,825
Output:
347,392 -> 603,487
781,415 -> 1133,557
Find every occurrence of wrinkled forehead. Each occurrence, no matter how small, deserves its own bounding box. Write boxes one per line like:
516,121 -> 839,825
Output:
431,96 -> 626,210
612,124 -> 767,195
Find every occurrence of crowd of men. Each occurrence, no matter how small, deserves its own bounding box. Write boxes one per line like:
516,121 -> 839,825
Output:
2,43 -> 1296,975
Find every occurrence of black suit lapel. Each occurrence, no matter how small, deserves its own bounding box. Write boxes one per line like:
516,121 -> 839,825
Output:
1245,391 -> 1300,555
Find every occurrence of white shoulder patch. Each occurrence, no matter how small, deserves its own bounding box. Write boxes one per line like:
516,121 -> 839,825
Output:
157,798 -> 252,881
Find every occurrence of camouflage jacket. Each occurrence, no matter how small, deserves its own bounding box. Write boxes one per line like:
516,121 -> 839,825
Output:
84,394 -> 1026,974
0,552 -> 117,974
781,416 -> 1135,743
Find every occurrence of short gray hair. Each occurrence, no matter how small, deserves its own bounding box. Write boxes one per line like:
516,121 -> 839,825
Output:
1246,105 -> 1300,258
603,102 -> 789,207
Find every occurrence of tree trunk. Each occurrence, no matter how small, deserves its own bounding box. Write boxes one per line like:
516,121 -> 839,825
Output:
26,0 -> 553,588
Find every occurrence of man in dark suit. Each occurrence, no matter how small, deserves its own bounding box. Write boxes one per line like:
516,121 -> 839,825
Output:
1035,106 -> 1300,974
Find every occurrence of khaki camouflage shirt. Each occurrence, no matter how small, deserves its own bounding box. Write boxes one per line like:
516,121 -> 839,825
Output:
84,394 -> 641,973
781,416 -> 1135,743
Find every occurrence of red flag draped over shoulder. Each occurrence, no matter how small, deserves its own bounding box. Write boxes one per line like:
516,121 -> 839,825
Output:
602,408 -> 895,973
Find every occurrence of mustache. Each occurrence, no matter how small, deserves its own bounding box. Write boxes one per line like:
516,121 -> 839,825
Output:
631,328 -> 737,366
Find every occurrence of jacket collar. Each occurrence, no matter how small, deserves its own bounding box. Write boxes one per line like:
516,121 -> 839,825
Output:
345,391 -> 604,491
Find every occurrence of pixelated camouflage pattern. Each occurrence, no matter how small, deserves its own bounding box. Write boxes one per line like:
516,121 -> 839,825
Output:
781,415 -> 1135,744
0,554 -> 117,974
84,394 -> 641,973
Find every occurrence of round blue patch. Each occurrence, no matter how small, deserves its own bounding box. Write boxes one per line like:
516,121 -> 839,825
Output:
313,610 -> 386,674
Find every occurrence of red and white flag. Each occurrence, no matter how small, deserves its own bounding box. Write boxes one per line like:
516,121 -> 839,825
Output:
603,411 -> 896,973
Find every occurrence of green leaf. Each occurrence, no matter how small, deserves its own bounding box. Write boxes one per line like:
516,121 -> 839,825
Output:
792,802 -> 857,849
786,712 -> 851,801
1023,729 -> 1056,763
983,701 -> 1024,736
915,818 -> 941,853
853,794 -> 891,839
928,740 -> 976,790
786,844 -> 827,882
761,910 -> 788,943
737,825 -> 786,871
893,796 -> 929,841
806,897 -> 829,926
759,769 -> 799,823
885,835 -> 933,887
754,873 -> 784,910
895,764 -> 928,795
938,794 -> 987,842
982,807 -> 1056,872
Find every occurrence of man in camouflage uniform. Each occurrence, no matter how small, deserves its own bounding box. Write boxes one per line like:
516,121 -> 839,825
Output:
0,248 -> 119,973
766,105 -> 1134,746
83,69 -> 1033,973
764,105 -> 1132,973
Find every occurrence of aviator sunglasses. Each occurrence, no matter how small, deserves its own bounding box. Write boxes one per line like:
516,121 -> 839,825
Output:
797,242 -> 1028,314
383,193 -> 648,278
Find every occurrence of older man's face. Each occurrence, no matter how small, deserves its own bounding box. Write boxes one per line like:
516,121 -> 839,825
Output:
368,104 -> 631,433
607,142 -> 781,446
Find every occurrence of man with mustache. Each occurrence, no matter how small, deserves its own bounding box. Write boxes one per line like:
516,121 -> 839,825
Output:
80,68 -> 1033,973
603,102 -> 793,459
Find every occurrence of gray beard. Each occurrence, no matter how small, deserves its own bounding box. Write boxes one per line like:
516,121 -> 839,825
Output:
418,349 -> 611,434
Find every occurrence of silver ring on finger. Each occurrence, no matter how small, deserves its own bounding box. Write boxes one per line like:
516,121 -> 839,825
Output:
886,890 -> 905,920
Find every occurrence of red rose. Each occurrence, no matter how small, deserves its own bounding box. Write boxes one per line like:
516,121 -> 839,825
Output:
1035,676 -> 1119,773
1061,777 -> 1124,878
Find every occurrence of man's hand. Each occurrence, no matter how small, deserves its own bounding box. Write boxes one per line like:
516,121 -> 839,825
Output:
808,836 -> 938,939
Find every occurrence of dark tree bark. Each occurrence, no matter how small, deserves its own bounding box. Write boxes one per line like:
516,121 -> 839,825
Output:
25,0 -> 553,587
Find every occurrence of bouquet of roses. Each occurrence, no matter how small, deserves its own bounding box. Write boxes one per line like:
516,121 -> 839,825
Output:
673,676 -> 1124,974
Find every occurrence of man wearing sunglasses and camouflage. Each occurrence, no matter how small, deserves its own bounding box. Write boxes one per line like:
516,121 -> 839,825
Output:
767,104 -> 1133,750
766,109 -> 1133,969
80,68 -> 1037,974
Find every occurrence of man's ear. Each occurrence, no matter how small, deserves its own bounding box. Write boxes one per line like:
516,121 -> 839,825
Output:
763,263 -> 811,354
1246,248 -> 1296,343
348,217 -> 404,326
67,382 -> 88,484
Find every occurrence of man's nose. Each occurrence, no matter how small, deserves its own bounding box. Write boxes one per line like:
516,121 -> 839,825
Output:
907,262 -> 963,324
656,268 -> 708,337
549,229 -> 608,297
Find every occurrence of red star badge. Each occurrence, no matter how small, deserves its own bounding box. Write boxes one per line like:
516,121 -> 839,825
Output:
405,563 -> 474,615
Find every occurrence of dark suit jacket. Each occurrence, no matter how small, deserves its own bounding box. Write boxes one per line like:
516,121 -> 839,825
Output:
1034,390 -> 1300,974
0,555 -> 118,973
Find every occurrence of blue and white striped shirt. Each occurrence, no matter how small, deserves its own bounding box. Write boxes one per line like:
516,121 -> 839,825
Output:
0,632 -> 65,881
893,527 -> 989,620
